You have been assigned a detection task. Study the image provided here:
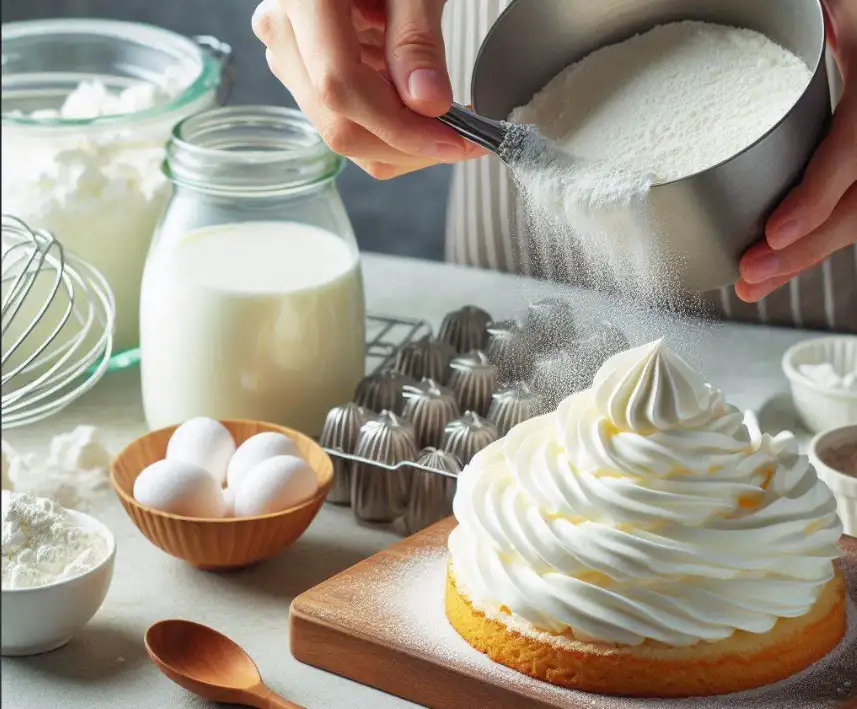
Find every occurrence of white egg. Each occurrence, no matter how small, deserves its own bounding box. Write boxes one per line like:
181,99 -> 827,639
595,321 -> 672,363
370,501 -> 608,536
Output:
233,455 -> 318,517
226,432 -> 301,490
133,459 -> 226,518
166,417 -> 236,486
222,487 -> 235,518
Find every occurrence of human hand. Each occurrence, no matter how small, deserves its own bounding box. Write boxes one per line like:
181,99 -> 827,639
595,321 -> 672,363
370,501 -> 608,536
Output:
737,0 -> 857,302
252,0 -> 483,179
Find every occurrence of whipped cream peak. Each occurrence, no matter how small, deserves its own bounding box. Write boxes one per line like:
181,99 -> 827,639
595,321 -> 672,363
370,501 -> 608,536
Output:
449,339 -> 842,647
592,339 -> 713,433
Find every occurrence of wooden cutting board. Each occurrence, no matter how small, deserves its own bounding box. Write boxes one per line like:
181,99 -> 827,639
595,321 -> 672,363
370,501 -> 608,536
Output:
290,519 -> 857,709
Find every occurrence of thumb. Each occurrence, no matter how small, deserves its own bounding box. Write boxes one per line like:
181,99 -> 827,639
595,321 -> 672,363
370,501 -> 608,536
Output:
385,0 -> 452,117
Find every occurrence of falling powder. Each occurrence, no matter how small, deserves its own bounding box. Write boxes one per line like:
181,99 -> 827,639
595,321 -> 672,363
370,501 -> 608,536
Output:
312,545 -> 857,709
501,124 -> 662,302
495,20 -> 814,391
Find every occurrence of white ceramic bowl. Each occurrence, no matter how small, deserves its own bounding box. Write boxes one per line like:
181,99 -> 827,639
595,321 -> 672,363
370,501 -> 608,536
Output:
1,508 -> 116,656
809,425 -> 857,538
782,335 -> 857,434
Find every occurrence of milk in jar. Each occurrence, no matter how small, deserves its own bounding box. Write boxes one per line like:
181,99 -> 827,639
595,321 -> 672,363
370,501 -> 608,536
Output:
141,105 -> 365,436
140,221 -> 365,435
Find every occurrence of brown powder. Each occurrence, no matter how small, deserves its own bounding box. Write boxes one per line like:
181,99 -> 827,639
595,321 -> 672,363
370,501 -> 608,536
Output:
822,443 -> 857,479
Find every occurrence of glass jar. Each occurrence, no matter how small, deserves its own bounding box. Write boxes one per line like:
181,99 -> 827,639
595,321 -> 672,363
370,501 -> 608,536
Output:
140,106 -> 366,437
1,19 -> 232,365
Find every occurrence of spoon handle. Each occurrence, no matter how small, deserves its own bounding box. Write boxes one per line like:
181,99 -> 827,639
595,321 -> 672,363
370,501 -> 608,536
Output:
437,102 -> 507,155
253,684 -> 305,709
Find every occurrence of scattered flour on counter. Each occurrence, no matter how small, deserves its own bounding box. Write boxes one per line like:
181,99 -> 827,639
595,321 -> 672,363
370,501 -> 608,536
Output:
1,491 -> 109,590
324,545 -> 857,709
3,426 -> 113,510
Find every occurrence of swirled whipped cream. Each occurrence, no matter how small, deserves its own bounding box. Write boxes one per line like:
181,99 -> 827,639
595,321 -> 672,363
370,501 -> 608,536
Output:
448,339 -> 842,647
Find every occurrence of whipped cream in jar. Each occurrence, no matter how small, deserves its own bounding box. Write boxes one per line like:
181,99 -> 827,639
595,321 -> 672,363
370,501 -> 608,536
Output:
140,107 -> 365,437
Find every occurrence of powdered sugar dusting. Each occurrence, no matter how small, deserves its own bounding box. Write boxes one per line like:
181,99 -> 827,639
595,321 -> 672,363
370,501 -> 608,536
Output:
499,116 -> 716,399
310,541 -> 857,708
502,122 -> 671,307
495,20 -> 815,385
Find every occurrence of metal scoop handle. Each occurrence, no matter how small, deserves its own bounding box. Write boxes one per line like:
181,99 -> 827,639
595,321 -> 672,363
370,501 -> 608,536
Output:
437,102 -> 507,156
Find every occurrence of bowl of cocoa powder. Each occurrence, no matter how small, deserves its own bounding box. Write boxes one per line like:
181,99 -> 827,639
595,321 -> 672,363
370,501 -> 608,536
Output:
810,425 -> 857,538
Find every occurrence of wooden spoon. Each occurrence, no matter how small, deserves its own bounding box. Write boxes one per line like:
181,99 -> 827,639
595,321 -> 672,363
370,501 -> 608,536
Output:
145,619 -> 304,708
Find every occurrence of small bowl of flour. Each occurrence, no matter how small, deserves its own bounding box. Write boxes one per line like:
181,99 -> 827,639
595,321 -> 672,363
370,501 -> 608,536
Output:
1,491 -> 116,656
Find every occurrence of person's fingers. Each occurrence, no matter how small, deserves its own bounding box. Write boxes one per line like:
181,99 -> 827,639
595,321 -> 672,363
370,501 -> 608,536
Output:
260,22 -> 393,162
264,49 -> 291,97
359,29 -> 388,74
265,49 -> 428,165
255,0 -> 478,171
353,157 -> 445,180
251,0 -> 283,46
740,180 -> 857,287
284,0 -> 467,161
256,6 -> 388,108
734,273 -> 795,303
765,87 -> 857,249
353,0 -> 386,29
266,39 -> 469,169
353,144 -> 490,179
824,0 -> 857,82
384,0 -> 452,117
737,240 -> 793,284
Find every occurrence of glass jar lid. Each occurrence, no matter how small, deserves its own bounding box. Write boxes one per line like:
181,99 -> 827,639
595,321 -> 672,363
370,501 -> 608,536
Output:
164,105 -> 346,197
1,18 -> 230,131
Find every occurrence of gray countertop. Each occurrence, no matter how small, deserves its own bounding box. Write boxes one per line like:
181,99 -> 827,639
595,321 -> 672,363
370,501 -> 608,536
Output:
1,254 -> 816,709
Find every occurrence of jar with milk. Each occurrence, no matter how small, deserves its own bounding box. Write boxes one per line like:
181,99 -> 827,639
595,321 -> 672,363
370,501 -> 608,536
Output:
140,106 -> 366,437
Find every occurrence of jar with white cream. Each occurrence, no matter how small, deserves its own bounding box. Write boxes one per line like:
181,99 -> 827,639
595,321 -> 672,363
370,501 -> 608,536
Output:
140,106 -> 366,437
1,19 -> 231,362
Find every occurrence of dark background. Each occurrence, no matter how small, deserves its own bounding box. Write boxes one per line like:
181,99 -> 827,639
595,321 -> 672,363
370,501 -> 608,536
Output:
2,0 -> 451,261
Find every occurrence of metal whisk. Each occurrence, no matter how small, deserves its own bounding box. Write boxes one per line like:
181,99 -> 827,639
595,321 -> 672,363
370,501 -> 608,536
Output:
1,215 -> 115,429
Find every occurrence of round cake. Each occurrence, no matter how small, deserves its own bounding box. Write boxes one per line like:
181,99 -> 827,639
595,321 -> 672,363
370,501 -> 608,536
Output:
446,339 -> 846,697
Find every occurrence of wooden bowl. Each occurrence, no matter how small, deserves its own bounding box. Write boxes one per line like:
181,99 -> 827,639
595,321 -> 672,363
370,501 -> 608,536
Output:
110,419 -> 333,571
